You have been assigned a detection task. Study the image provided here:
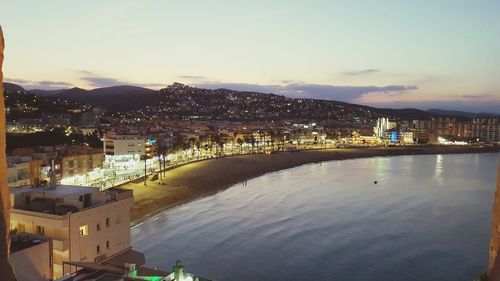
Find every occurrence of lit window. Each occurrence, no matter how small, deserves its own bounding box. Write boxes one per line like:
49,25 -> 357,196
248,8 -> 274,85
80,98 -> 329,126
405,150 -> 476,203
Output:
79,225 -> 88,236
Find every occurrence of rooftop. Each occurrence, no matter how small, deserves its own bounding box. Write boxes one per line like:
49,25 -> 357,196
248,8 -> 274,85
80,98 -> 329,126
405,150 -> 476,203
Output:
10,185 -> 96,197
10,185 -> 133,215
10,232 -> 49,254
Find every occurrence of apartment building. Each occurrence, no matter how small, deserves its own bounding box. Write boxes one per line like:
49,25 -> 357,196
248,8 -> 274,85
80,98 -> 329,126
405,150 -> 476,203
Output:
10,184 -> 134,278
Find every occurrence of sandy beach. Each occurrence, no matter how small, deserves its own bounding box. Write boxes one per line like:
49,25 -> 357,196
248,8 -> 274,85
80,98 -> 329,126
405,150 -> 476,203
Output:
121,146 -> 500,225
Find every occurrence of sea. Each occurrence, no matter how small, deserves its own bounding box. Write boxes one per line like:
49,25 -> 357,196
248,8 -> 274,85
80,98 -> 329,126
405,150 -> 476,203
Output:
132,152 -> 500,281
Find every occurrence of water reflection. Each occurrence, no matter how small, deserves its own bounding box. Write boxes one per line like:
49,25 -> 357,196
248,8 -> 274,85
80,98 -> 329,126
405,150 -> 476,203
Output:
133,153 -> 499,281
434,155 -> 444,186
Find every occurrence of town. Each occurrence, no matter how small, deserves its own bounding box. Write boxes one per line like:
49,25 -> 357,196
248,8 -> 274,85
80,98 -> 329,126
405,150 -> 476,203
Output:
3,82 -> 499,190
3,80 -> 500,280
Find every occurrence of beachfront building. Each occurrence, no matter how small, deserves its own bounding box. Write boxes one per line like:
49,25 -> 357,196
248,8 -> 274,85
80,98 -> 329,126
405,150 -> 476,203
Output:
373,117 -> 397,139
103,132 -> 146,172
399,130 -> 415,144
471,117 -> 500,142
10,145 -> 105,185
9,182 -> 134,278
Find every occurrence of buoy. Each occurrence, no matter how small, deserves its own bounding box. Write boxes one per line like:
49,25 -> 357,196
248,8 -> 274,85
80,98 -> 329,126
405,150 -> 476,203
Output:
374,181 -> 378,184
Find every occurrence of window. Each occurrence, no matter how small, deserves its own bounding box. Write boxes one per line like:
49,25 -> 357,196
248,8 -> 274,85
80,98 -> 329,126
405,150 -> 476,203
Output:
106,240 -> 110,249
96,245 -> 100,253
79,225 -> 88,236
97,223 -> 101,231
36,226 -> 44,235
116,215 -> 122,224
106,217 -> 110,227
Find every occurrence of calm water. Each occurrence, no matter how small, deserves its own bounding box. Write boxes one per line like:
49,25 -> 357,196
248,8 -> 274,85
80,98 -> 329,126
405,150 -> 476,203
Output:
132,153 -> 500,281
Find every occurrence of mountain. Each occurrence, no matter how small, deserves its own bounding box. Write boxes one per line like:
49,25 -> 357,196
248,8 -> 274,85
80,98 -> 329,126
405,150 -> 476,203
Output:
28,85 -> 154,97
3,82 -> 25,92
7,81 -> 491,121
29,88 -> 69,96
87,85 -> 155,95
428,108 -> 498,118
25,85 -> 158,111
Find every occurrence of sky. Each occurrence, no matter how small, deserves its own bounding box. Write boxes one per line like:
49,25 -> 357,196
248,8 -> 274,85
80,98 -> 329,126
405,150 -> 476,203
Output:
1,0 -> 499,113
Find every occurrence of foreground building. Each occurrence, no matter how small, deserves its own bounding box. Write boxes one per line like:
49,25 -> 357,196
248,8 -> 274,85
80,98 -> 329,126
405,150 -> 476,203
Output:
9,232 -> 53,281
58,259 -> 213,281
9,182 -> 133,278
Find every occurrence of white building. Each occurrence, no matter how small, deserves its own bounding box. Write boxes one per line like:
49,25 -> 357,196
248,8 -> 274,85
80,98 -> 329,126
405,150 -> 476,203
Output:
104,132 -> 145,160
373,117 -> 397,139
9,184 -> 134,278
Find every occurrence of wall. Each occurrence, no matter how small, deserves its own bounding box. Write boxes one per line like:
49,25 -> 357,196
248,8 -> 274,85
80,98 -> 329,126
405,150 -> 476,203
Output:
10,240 -> 53,281
10,196 -> 133,278
0,26 -> 19,281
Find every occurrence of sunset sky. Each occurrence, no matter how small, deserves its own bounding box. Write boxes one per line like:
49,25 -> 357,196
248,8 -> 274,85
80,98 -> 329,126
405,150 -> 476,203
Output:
1,0 -> 499,113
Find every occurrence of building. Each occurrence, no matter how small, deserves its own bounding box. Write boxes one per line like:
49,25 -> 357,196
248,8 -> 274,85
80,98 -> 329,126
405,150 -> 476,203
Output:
471,117 -> 500,142
10,232 -> 53,281
430,117 -> 471,140
11,145 -> 105,183
104,132 -> 145,160
52,148 -> 104,180
399,130 -> 414,144
9,183 -> 134,278
57,260 -> 214,281
373,117 -> 396,139
6,156 -> 42,187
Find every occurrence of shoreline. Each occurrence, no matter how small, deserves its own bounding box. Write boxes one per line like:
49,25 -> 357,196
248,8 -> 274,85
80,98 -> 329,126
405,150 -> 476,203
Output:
121,146 -> 500,226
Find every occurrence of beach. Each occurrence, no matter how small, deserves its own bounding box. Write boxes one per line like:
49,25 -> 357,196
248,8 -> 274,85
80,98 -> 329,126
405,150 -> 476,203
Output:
121,146 -> 500,224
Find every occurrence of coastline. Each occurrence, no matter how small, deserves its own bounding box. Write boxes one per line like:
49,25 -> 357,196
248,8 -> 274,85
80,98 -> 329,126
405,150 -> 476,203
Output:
122,146 -> 500,226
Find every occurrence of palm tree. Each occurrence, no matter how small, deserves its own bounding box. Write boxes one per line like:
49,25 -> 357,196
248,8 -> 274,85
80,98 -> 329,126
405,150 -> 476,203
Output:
237,138 -> 244,153
140,154 -> 151,186
157,146 -> 168,181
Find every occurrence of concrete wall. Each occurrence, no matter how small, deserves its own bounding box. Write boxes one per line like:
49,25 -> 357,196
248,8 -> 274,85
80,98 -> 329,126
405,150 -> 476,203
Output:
10,240 -> 53,281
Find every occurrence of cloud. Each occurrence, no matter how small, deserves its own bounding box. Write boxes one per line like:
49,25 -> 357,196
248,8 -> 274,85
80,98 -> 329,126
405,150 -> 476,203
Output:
343,69 -> 381,76
192,82 -> 418,101
353,90 -> 500,114
376,100 -> 500,114
5,78 -> 73,90
177,75 -> 208,80
79,70 -> 165,88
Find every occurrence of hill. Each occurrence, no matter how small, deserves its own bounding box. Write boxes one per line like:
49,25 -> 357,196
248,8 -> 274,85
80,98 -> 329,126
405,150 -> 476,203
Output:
3,82 -> 443,121
428,108 -> 498,118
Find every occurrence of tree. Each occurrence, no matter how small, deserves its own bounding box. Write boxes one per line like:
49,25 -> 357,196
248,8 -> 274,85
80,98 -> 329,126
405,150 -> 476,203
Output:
237,138 -> 244,152
0,26 -> 17,281
157,146 -> 168,181
140,155 -> 151,186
